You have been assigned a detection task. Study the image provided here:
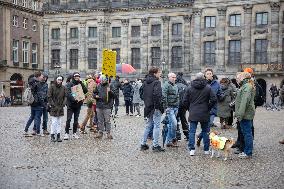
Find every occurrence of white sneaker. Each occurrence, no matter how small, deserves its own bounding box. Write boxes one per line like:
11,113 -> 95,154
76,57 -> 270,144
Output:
136,114 -> 141,117
72,133 -> 80,139
63,133 -> 69,140
204,151 -> 210,155
189,150 -> 195,156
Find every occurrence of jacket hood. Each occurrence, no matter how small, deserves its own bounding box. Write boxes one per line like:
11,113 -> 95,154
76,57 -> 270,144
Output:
191,78 -> 207,89
145,74 -> 158,84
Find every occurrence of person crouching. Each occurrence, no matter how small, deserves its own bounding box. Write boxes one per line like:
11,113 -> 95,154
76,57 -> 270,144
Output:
94,75 -> 115,139
47,76 -> 67,142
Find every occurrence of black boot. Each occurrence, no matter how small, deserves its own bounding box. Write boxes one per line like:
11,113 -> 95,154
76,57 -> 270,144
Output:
51,134 -> 56,142
57,133 -> 62,142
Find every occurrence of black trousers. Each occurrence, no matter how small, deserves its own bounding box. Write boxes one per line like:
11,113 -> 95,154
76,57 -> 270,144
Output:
176,107 -> 188,138
65,106 -> 81,134
125,99 -> 133,114
227,110 -> 234,126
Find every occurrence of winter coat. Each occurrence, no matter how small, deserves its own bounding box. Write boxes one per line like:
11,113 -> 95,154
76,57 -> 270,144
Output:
217,84 -> 235,118
122,83 -> 134,101
110,79 -> 122,97
132,82 -> 143,104
162,81 -> 179,108
47,83 -> 67,117
65,79 -> 88,109
176,82 -> 187,107
141,74 -> 164,118
208,79 -> 222,116
235,79 -> 256,121
183,78 -> 217,122
28,77 -> 45,108
94,83 -> 115,109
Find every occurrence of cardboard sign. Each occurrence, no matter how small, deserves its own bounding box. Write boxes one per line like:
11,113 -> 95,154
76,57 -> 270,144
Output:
102,49 -> 116,78
71,84 -> 85,102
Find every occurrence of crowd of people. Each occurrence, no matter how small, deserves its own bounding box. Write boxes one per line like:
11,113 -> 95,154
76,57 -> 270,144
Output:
22,66 -> 284,157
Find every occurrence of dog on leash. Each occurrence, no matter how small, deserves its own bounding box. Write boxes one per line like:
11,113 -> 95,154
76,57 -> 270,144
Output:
209,131 -> 235,161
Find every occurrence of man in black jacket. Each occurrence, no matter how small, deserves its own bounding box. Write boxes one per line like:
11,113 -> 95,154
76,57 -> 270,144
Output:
110,76 -> 122,116
140,67 -> 165,152
64,72 -> 88,140
183,72 -> 217,156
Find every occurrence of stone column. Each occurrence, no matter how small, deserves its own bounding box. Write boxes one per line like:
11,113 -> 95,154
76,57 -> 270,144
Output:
191,8 -> 202,72
216,7 -> 226,72
242,4 -> 253,64
270,2 -> 280,64
162,16 -> 170,70
183,15 -> 191,72
98,18 -> 107,70
121,19 -> 129,64
141,17 -> 149,72
43,21 -> 49,73
79,21 -> 87,72
60,21 -> 68,74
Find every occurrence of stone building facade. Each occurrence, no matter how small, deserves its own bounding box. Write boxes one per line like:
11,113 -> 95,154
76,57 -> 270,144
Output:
0,0 -> 43,104
43,0 -> 284,101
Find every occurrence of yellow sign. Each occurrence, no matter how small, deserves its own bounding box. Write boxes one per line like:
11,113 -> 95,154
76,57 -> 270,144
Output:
102,49 -> 117,77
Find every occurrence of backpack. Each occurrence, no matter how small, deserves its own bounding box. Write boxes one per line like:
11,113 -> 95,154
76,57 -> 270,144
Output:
254,82 -> 265,107
23,87 -> 34,105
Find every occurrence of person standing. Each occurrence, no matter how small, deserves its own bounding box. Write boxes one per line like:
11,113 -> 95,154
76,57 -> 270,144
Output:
24,71 -> 45,136
183,72 -> 217,156
64,72 -> 88,140
140,67 -> 165,152
162,73 -> 180,147
41,73 -> 50,135
94,75 -> 115,139
48,76 -> 67,142
110,76 -> 122,117
235,72 -> 255,159
269,84 -> 278,105
132,79 -> 143,117
122,79 -> 134,116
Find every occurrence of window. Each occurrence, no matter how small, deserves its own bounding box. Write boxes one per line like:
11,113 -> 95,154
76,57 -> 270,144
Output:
229,40 -> 241,64
22,0 -> 27,7
32,43 -> 37,64
22,41 -> 29,64
112,27 -> 121,38
88,27 -> 97,38
112,48 -> 120,64
255,39 -> 268,64
70,28 -> 78,38
151,24 -> 161,36
51,28 -> 60,40
172,46 -> 182,68
12,0 -> 17,5
131,26 -> 140,37
151,47 -> 161,66
70,49 -> 78,69
32,1 -> 38,10
51,49 -> 60,69
32,20 -> 37,31
131,48 -> 140,69
12,16 -> 18,27
230,14 -> 241,27
256,12 -> 268,25
204,41 -> 216,65
12,40 -> 19,63
51,0 -> 60,5
172,23 -> 182,36
23,18 -> 28,29
205,16 -> 216,28
88,48 -> 97,69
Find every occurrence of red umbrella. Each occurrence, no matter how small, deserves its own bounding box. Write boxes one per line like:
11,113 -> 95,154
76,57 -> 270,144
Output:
116,63 -> 136,74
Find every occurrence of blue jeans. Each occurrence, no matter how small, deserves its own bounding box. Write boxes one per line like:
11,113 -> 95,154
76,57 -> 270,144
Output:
197,115 -> 214,140
141,110 -> 162,147
188,121 -> 210,151
240,119 -> 253,156
165,107 -> 178,144
25,106 -> 43,134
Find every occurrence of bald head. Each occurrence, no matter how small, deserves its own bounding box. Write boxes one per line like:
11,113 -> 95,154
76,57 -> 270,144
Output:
168,72 -> 176,83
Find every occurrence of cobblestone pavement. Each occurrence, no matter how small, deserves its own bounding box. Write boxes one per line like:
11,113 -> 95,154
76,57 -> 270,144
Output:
0,106 -> 283,189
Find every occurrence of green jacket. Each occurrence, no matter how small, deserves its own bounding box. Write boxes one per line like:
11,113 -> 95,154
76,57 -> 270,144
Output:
235,79 -> 256,121
162,81 -> 179,108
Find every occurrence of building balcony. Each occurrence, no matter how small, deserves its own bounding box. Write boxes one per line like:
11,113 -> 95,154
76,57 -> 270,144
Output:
240,63 -> 284,75
13,62 -> 19,67
23,63 -> 29,68
32,64 -> 38,69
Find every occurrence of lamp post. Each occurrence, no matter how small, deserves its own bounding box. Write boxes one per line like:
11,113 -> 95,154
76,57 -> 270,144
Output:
54,64 -> 61,77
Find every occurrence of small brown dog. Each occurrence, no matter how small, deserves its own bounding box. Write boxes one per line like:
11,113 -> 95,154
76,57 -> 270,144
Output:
209,131 -> 235,161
